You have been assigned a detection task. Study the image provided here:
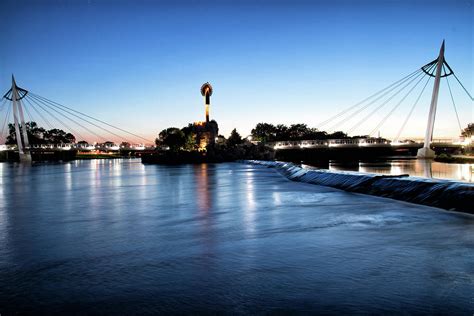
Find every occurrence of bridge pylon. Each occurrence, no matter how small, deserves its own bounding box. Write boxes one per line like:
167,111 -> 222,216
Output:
3,76 -> 32,163
417,41 -> 445,159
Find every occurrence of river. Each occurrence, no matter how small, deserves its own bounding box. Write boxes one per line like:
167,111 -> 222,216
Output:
305,158 -> 474,182
0,160 -> 473,314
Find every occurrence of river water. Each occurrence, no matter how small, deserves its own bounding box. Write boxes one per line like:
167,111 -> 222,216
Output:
305,159 -> 474,182
0,160 -> 473,314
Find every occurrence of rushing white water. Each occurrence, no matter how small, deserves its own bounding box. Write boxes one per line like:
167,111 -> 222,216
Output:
246,160 -> 474,213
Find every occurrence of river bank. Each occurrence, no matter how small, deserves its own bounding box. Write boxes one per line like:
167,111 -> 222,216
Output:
244,160 -> 474,214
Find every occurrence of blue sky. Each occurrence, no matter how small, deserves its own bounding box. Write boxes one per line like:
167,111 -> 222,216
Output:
0,0 -> 472,142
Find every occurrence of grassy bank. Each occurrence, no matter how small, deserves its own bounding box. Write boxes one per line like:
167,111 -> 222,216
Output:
76,153 -> 123,159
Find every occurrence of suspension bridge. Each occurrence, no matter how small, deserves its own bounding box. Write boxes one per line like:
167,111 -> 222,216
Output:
0,77 -> 156,162
0,41 -> 472,162
272,41 -> 472,156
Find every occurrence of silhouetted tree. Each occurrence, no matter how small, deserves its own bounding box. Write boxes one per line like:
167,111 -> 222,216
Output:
461,123 -> 474,137
227,128 -> 243,147
6,121 -> 74,145
251,123 -> 277,142
183,133 -> 196,151
43,129 -> 75,144
158,127 -> 186,151
251,123 -> 328,141
328,131 -> 349,139
275,124 -> 289,141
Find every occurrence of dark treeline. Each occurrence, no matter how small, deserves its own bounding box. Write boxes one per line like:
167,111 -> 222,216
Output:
250,123 -> 358,142
251,122 -> 474,143
6,122 -> 75,145
145,125 -> 274,163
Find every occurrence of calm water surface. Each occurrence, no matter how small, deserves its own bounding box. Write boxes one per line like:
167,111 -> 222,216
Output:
306,159 -> 474,182
0,160 -> 473,314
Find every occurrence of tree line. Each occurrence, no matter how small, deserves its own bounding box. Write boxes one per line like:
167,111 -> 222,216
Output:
250,123 -> 352,142
157,122 -> 243,152
251,122 -> 474,143
6,122 -> 76,145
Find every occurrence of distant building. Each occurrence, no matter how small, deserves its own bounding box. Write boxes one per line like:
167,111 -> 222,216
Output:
193,82 -> 218,150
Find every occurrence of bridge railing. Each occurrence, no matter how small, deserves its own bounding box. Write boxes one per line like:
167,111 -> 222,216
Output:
2,143 -> 150,151
267,137 -> 466,150
269,138 -> 392,149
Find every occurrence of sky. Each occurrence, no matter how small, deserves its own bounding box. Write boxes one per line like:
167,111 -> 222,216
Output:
0,0 -> 472,143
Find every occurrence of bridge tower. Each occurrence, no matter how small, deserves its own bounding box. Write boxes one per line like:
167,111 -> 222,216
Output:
3,76 -> 32,163
417,41 -> 445,159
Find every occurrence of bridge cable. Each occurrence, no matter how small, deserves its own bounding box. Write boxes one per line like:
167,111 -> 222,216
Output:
26,95 -> 105,142
19,99 -> 43,146
25,96 -> 87,143
369,72 -> 428,137
23,96 -> 56,130
0,98 -> 7,131
29,92 -> 153,143
0,98 -> 7,113
317,68 -> 423,129
28,94 -> 129,143
20,99 -> 35,123
453,73 -> 474,101
29,93 -> 142,144
326,68 -> 427,132
394,75 -> 432,142
28,97 -> 88,143
444,65 -> 463,133
0,104 -> 12,143
26,95 -> 104,143
31,97 -> 107,143
347,70 -> 426,135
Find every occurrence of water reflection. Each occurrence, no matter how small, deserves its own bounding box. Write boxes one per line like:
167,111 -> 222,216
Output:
0,161 -> 473,314
195,164 -> 211,213
244,174 -> 257,236
312,159 -> 473,182
193,164 -> 216,264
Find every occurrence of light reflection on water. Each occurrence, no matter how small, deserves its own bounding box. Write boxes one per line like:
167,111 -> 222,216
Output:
310,159 -> 473,182
0,160 -> 472,314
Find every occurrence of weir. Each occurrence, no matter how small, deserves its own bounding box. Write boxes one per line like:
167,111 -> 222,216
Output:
244,160 -> 474,214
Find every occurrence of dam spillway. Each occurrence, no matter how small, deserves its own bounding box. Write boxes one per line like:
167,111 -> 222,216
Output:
244,160 -> 474,214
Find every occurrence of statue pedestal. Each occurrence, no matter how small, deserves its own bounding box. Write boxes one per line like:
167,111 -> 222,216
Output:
417,147 -> 435,159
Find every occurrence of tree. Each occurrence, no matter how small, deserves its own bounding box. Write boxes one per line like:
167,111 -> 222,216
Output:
43,129 -> 75,144
183,133 -> 196,151
275,124 -> 289,141
251,123 -> 277,142
179,123 -> 197,151
287,124 -> 310,140
311,131 -> 328,139
6,121 -> 74,145
227,128 -> 243,147
159,127 -> 186,151
328,131 -> 349,139
461,123 -> 474,138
